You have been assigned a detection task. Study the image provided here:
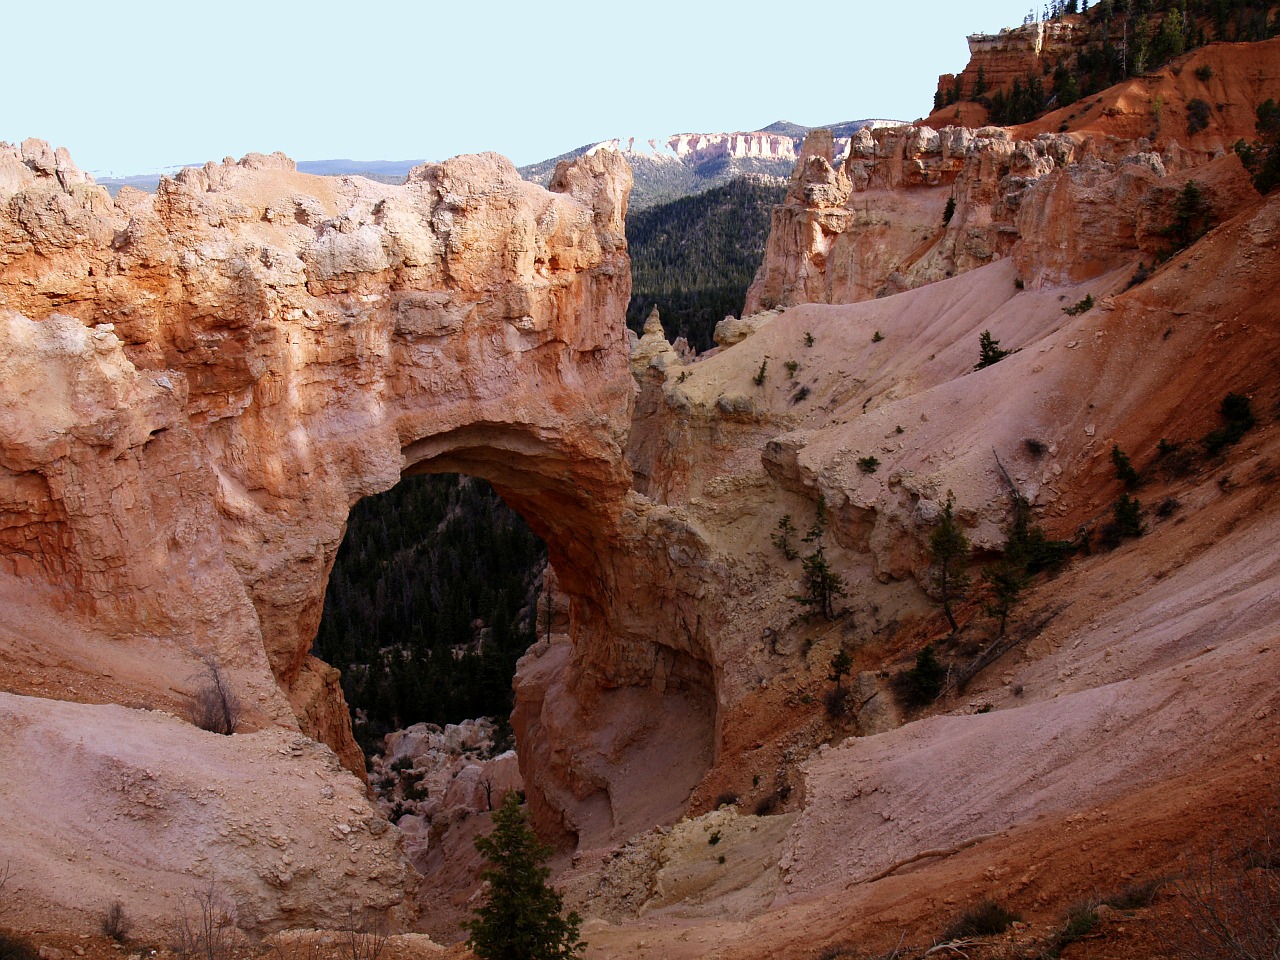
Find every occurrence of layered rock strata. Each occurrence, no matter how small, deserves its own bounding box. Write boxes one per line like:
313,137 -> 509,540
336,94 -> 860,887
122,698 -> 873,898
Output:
934,18 -> 1087,106
0,137 -> 725,916
744,95 -> 1260,315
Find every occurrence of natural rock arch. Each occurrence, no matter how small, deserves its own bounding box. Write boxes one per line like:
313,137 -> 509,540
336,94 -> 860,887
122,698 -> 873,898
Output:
0,140 -> 718,845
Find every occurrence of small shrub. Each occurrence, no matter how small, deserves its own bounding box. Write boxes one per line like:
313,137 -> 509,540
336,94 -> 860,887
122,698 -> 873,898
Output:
943,196 -> 956,224
1188,97 -> 1213,135
1166,180 -> 1211,251
1102,879 -> 1161,910
772,514 -> 799,560
943,899 -> 1021,940
1195,64 -> 1214,82
1127,262 -> 1151,288
823,687 -> 851,719
804,332 -> 815,347
974,330 -> 1014,370
1203,392 -> 1256,455
708,830 -> 721,846
792,495 -> 846,621
930,493 -> 971,633
754,792 -> 781,816
1111,443 -> 1140,487
190,654 -> 242,736
857,455 -> 880,474
1101,494 -> 1144,549
714,792 -> 738,809
1156,438 -> 1198,478
753,360 -> 768,386
1155,496 -> 1181,518
102,900 -> 133,943
0,934 -> 38,960
170,883 -> 243,960
1158,789 -> 1280,960
1024,437 -> 1047,456
826,648 -> 854,719
872,330 -> 884,343
791,386 -> 811,404
784,360 -> 799,378
339,907 -> 389,960
1045,902 -> 1099,957
897,644 -> 945,708
1063,293 -> 1094,315
1114,493 -> 1145,537
982,561 -> 1027,637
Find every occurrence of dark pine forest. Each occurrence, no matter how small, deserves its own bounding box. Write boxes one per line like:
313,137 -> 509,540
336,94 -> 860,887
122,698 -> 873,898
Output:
625,175 -> 786,353
313,474 -> 545,760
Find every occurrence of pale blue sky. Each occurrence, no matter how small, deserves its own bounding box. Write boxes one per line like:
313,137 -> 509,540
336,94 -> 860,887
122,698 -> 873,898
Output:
6,1 -> 1034,176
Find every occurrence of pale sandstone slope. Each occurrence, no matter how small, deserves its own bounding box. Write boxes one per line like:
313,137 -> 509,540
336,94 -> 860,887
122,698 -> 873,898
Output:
0,693 -> 415,935
570,186 -> 1280,959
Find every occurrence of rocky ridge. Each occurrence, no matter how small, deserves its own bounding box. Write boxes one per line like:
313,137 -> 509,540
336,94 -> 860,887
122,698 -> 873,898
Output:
519,121 -> 904,209
746,39 -> 1279,315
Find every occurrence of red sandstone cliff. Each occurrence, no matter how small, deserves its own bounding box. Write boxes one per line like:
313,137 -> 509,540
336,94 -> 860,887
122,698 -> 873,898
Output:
745,40 -> 1279,317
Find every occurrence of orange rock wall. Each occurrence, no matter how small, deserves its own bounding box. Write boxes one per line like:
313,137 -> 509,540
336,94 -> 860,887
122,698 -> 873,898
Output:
0,140 -> 650,780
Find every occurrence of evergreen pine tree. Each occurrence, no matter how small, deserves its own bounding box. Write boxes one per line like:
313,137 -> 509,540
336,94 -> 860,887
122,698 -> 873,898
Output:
982,562 -> 1028,637
793,495 -> 847,620
975,330 -> 1014,370
467,793 -> 585,960
929,494 -> 971,633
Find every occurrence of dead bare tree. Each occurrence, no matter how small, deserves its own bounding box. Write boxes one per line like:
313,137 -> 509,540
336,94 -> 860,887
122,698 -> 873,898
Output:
100,899 -> 133,942
170,883 -> 242,960
341,906 -> 389,960
1160,791 -> 1280,960
190,653 -> 242,735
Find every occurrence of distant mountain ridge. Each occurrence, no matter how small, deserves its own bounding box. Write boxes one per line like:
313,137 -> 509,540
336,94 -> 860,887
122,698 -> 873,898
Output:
93,120 -> 908,205
518,119 -> 905,208
96,157 -> 426,196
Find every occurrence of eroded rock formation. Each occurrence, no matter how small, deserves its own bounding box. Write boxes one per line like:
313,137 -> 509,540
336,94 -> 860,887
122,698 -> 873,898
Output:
745,38 -> 1276,318
934,18 -> 1087,108
0,136 -> 723,924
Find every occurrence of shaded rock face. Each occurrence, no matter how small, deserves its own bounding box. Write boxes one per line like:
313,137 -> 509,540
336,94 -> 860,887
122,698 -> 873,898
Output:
743,118 -> 1258,316
0,139 -> 721,844
934,19 -> 1087,109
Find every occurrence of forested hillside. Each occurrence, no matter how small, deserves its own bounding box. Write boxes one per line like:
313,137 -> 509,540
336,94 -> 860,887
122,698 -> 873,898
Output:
625,175 -> 786,352
313,474 -> 545,758
937,0 -> 1279,125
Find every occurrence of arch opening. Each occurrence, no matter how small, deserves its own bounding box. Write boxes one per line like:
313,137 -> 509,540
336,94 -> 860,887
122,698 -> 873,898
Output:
313,471 -> 548,761
307,427 -> 721,855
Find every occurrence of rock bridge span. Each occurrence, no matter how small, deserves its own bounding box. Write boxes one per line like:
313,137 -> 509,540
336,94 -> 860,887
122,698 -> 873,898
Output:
0,140 -> 717,846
